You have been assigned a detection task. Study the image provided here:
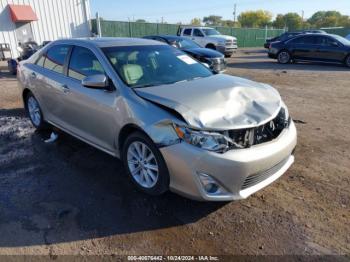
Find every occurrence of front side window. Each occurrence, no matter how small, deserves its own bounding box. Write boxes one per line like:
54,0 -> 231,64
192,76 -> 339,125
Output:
36,55 -> 45,67
183,29 -> 192,36
202,28 -> 221,36
103,45 -> 212,88
43,45 -> 70,74
193,29 -> 204,37
68,46 -> 105,81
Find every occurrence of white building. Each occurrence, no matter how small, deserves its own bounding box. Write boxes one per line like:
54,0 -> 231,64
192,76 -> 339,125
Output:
0,0 -> 91,58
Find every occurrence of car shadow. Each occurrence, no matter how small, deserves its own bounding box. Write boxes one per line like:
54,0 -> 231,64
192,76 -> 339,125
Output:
0,108 -> 227,247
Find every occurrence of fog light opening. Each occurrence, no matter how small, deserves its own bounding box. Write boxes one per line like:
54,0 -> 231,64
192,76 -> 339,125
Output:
204,183 -> 219,194
198,173 -> 226,195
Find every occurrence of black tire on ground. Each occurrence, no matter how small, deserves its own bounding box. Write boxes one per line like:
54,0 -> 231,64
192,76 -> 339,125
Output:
277,50 -> 291,64
345,55 -> 350,68
225,54 -> 232,58
122,131 -> 170,196
24,92 -> 47,130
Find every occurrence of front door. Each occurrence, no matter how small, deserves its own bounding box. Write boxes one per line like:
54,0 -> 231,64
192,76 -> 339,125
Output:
192,28 -> 205,47
314,36 -> 346,62
62,45 -> 118,152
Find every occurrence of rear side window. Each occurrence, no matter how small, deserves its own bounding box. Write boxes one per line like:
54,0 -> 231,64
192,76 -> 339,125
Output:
68,46 -> 105,81
183,29 -> 192,36
43,45 -> 70,74
289,36 -> 315,44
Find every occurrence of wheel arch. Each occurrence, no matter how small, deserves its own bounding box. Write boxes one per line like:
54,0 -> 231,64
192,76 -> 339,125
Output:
205,43 -> 216,49
22,88 -> 32,104
344,53 -> 350,66
118,123 -> 149,152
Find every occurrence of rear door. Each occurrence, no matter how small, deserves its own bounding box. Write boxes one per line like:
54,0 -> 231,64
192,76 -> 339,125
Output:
182,28 -> 193,40
28,44 -> 71,125
289,35 -> 317,60
60,45 -> 118,152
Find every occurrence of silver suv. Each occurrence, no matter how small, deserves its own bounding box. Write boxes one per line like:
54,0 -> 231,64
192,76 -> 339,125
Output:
18,38 -> 297,201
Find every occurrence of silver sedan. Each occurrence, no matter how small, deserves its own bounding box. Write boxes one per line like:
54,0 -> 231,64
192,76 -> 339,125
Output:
17,38 -> 297,201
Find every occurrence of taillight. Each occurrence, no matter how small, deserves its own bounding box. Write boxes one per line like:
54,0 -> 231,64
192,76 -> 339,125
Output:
269,43 -> 272,49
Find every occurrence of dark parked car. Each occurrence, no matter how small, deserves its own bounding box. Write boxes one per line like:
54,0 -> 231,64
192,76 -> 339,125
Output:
264,30 -> 327,49
268,33 -> 350,67
143,35 -> 226,73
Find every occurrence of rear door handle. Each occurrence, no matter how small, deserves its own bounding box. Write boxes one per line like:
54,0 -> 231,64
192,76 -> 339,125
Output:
61,84 -> 70,94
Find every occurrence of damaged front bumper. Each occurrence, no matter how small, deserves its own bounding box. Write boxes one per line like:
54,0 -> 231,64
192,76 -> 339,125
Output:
160,120 -> 297,201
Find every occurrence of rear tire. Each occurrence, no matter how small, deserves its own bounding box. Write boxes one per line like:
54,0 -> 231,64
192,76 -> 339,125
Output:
277,50 -> 291,64
122,131 -> 170,196
25,92 -> 47,130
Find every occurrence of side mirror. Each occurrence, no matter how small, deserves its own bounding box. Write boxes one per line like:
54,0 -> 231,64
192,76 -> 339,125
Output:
82,74 -> 109,89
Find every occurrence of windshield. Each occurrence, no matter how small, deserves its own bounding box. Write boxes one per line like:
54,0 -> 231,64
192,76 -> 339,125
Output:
202,29 -> 221,36
103,45 -> 212,88
174,39 -> 200,49
332,35 -> 350,45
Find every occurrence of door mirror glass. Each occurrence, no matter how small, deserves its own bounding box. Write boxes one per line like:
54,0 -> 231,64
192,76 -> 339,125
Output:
82,74 -> 109,89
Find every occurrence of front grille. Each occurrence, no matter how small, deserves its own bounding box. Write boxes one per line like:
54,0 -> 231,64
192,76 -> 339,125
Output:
226,40 -> 237,46
241,157 -> 289,190
224,108 -> 290,149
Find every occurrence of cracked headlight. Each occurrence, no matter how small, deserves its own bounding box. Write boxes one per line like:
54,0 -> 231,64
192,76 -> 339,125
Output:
173,124 -> 241,153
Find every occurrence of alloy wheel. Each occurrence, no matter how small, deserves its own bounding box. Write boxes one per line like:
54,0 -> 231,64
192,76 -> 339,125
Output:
27,96 -> 42,127
127,141 -> 159,189
278,51 -> 290,64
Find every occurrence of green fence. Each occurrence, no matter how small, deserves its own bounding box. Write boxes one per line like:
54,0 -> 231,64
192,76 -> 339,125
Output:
91,19 -> 285,48
323,28 -> 350,37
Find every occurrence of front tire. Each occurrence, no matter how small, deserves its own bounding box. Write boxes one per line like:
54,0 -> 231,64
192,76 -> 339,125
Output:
122,131 -> 170,196
277,50 -> 291,64
206,44 -> 216,50
25,92 -> 46,130
345,55 -> 350,68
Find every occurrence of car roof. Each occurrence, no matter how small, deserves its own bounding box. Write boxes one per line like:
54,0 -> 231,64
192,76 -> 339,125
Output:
181,26 -> 214,29
50,37 -> 167,48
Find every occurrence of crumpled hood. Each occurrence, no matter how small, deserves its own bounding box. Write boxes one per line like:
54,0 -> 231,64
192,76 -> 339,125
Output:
135,74 -> 281,130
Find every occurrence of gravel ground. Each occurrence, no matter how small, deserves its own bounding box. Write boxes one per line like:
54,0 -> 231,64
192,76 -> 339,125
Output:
0,51 -> 349,257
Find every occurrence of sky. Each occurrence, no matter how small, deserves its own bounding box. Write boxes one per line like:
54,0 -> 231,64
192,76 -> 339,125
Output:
90,0 -> 350,24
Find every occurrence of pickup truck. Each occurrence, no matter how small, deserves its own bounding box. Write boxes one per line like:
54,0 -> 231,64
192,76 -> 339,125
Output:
177,26 -> 237,57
